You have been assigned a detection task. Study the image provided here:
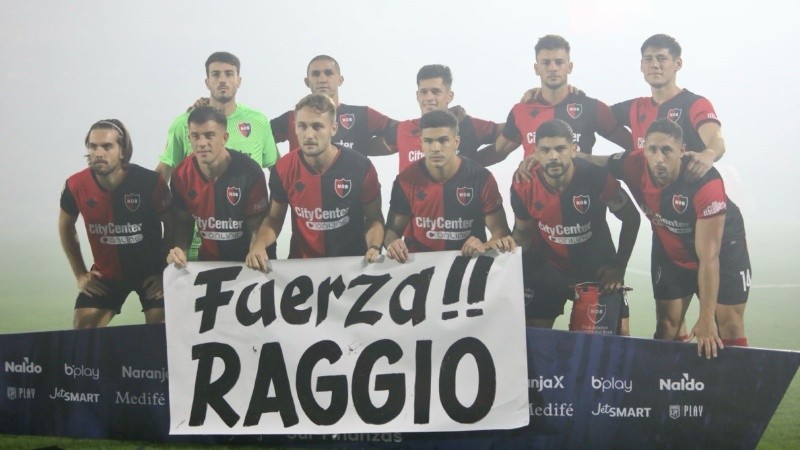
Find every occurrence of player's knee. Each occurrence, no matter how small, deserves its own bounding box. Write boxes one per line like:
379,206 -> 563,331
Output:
73,315 -> 98,329
715,306 -> 745,338
144,308 -> 165,324
619,318 -> 630,337
527,318 -> 556,329
73,309 -> 112,329
654,318 -> 680,340
717,320 -> 745,339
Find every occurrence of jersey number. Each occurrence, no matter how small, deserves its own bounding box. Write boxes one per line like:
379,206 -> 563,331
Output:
739,269 -> 752,292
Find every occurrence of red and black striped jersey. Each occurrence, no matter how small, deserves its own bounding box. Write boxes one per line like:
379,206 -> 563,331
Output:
608,149 -> 745,270
170,150 -> 268,262
510,158 -> 620,278
503,91 -> 628,158
270,147 -> 381,258
60,164 -> 171,282
271,103 -> 393,155
390,157 -> 503,252
611,89 -> 720,152
385,115 -> 499,172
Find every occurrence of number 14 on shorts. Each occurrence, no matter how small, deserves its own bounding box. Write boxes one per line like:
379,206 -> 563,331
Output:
739,269 -> 751,291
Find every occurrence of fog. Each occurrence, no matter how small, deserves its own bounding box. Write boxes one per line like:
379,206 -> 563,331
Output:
0,0 -> 797,324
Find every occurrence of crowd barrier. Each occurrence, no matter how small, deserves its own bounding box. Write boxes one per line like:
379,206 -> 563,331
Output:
2,324 -> 797,448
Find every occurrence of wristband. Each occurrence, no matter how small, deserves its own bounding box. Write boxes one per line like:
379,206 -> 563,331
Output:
368,245 -> 381,252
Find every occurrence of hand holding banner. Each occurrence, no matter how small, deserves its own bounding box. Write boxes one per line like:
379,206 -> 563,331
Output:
164,251 -> 529,435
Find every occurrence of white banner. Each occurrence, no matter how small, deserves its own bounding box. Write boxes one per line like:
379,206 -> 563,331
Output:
164,251 -> 528,434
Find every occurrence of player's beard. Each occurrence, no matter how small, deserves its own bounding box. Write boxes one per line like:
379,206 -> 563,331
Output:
649,162 -> 674,186
91,160 -> 121,177
545,162 -> 567,179
212,86 -> 236,104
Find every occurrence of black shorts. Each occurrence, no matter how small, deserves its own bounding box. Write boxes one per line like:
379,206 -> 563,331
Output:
74,278 -> 165,314
522,256 -> 630,320
651,237 -> 751,305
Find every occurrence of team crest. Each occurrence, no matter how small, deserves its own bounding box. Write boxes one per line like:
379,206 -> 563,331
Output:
588,304 -> 607,324
573,195 -> 590,213
672,194 -> 688,214
566,103 -> 583,119
669,405 -> 681,420
667,108 -> 682,122
334,178 -> 352,198
456,187 -> 473,206
6,387 -> 16,401
238,123 -> 251,137
227,186 -> 241,205
339,113 -> 355,130
124,193 -> 141,212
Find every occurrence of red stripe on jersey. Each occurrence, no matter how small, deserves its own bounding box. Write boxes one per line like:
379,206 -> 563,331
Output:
172,158 -> 219,260
526,168 -> 569,270
395,119 -> 424,172
504,103 -> 556,158
365,106 -> 392,133
687,96 -> 718,131
279,151 -> 327,257
694,179 -> 727,218
66,169 -> 124,280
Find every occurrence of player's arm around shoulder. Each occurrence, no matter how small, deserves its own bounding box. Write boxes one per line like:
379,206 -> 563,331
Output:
157,113 -> 191,178
599,189 -> 640,293
494,132 -> 521,162
606,188 -> 641,253
595,99 -> 633,152
254,110 -> 280,169
684,121 -> 725,182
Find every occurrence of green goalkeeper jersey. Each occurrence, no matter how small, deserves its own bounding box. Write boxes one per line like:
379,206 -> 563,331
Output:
159,103 -> 279,169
